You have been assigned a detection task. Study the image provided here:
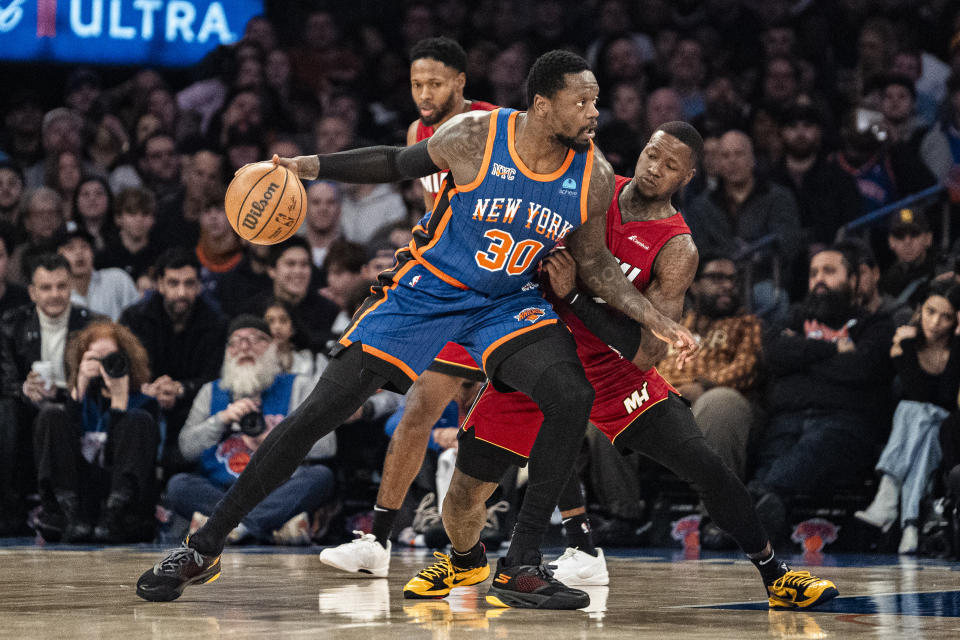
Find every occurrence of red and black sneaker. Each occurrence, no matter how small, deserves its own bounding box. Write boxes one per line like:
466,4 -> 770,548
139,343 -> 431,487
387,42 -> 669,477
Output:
135,537 -> 222,602
485,561 -> 589,609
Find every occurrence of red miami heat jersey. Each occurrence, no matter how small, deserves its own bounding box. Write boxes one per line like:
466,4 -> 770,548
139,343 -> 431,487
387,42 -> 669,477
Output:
560,174 -> 691,378
416,100 -> 496,204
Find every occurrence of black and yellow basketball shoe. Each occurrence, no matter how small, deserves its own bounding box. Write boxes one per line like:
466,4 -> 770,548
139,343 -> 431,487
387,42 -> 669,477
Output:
766,570 -> 839,609
485,561 -> 590,609
135,537 -> 222,602
403,550 -> 490,599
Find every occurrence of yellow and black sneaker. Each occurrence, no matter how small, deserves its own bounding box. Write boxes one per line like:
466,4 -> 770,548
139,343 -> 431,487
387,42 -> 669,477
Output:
767,570 -> 839,610
403,550 -> 490,599
135,537 -> 222,602
485,561 -> 589,610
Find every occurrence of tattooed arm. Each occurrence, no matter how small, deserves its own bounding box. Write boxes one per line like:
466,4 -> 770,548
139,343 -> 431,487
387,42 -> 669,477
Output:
565,151 -> 699,365
270,111 -> 493,185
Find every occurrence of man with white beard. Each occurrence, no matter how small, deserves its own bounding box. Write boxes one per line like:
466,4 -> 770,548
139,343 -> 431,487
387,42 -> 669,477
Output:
164,315 -> 336,545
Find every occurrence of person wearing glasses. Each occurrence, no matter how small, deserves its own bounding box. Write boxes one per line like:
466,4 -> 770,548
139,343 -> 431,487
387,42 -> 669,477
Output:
166,314 -> 336,546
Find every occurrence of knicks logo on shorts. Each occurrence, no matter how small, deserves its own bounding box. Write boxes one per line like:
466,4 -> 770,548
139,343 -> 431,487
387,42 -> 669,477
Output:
514,307 -> 546,323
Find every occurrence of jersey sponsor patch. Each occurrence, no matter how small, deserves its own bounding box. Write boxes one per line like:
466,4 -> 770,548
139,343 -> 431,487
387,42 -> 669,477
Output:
514,307 -> 546,323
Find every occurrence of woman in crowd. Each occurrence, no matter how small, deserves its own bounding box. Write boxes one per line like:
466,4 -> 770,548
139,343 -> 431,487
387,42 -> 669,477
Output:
856,281 -> 960,553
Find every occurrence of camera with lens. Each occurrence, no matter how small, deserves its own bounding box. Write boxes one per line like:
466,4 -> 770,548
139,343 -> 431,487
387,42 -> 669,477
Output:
99,351 -> 130,378
238,411 -> 267,437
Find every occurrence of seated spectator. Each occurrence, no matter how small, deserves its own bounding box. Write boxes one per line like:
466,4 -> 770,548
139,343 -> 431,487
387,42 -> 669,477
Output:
856,282 -> 960,553
836,237 -> 913,326
166,315 -> 336,545
319,238 -> 368,312
919,73 -> 960,192
71,176 -> 115,254
769,103 -> 863,251
684,130 -> 801,315
194,183 -> 243,298
0,223 -> 30,316
301,181 -> 344,285
97,186 -> 162,292
749,245 -> 896,540
0,254 -> 97,534
879,74 -> 931,170
263,298 -> 328,378
246,237 -> 339,353
657,255 -> 763,481
9,187 -> 64,284
120,248 -> 226,474
0,160 -> 26,227
32,321 -> 158,543
879,207 -> 940,303
55,227 -> 140,321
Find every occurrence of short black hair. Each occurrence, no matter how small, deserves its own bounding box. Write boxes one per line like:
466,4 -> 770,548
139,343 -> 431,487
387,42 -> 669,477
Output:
154,246 -> 200,279
409,37 -> 467,73
0,160 -> 24,185
325,238 -> 367,273
654,121 -> 704,165
815,243 -> 858,278
268,235 -> 311,267
832,237 -> 877,268
695,253 -> 736,280
526,49 -> 590,108
881,72 -> 917,100
29,252 -> 71,282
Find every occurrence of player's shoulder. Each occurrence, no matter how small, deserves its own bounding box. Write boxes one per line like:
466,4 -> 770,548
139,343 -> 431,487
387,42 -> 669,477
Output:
429,109 -> 497,149
654,234 -> 699,278
405,119 -> 421,145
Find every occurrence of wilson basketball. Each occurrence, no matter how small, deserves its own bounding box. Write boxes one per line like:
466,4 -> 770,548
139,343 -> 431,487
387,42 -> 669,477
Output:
225,162 -> 305,245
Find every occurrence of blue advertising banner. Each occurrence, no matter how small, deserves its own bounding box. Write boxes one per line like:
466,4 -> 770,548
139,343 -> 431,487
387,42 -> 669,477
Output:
0,0 -> 264,66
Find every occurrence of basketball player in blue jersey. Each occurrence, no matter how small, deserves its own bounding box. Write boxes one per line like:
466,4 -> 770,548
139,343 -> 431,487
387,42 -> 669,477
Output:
136,50 -> 698,607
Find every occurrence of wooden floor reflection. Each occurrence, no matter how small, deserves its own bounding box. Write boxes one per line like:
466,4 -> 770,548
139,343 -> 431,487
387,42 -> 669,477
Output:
1,544 -> 959,639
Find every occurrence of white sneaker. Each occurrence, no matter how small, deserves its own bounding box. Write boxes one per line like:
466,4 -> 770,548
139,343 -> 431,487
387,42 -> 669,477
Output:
898,524 -> 918,555
319,530 -> 391,577
272,512 -> 312,546
547,547 -> 609,586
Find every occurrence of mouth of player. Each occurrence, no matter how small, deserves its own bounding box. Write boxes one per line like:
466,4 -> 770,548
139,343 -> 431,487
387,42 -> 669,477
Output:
640,175 -> 657,187
419,105 -> 435,119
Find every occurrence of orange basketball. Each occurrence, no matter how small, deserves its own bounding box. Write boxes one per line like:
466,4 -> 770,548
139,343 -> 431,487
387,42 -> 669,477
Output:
225,161 -> 306,245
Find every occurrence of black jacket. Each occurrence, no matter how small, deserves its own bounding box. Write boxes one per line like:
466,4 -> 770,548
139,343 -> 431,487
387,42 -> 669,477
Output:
763,307 -> 896,426
119,293 -> 226,404
0,304 -> 99,402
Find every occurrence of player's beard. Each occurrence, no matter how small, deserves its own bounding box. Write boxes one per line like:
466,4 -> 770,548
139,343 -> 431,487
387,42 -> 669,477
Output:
220,343 -> 283,397
554,132 -> 591,153
419,92 -> 459,127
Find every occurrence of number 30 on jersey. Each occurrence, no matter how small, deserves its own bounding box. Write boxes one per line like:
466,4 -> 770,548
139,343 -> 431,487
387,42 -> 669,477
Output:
475,229 -> 544,276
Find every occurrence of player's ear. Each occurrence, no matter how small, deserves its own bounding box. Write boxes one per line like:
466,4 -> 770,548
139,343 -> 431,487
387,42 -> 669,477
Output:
532,93 -> 549,117
456,71 -> 466,92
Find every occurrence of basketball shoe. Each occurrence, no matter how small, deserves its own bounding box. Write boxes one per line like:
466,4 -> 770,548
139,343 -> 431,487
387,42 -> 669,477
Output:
319,531 -> 391,577
486,560 -> 590,609
403,550 -> 490,599
547,547 -> 609,586
766,570 -> 839,609
135,537 -> 221,602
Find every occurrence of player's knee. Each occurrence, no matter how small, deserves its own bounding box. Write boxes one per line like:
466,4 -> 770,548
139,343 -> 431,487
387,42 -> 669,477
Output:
443,472 -> 494,515
534,361 -> 594,417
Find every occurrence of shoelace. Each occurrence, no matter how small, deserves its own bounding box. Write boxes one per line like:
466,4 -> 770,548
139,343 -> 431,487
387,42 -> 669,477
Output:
771,570 -> 819,591
349,530 -> 376,543
413,493 -> 441,531
534,563 -> 558,581
155,544 -> 205,575
484,501 -> 510,530
418,552 -> 454,580
554,547 -> 580,563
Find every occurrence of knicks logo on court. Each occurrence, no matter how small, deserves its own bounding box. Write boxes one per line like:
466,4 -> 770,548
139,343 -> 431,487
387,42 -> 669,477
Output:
514,307 -> 546,323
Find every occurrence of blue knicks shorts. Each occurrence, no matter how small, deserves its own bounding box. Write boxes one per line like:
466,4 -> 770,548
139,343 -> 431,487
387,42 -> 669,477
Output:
334,258 -> 562,393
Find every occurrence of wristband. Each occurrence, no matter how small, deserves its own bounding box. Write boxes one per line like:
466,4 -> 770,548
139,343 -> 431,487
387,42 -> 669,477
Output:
563,289 -> 580,305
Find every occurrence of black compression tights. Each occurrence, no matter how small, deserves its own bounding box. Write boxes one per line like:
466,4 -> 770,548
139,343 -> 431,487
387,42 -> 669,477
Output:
190,344 -> 385,555
496,358 -> 594,565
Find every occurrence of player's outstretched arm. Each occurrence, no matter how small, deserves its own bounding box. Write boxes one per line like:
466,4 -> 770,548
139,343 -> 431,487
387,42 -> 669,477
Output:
270,110 -> 492,186
565,155 -> 699,366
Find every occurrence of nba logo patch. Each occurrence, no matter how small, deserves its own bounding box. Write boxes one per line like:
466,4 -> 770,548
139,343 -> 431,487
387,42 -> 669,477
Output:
514,307 -> 546,323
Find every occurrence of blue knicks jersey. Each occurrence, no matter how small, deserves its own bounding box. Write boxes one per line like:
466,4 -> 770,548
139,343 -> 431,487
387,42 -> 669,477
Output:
409,108 -> 595,297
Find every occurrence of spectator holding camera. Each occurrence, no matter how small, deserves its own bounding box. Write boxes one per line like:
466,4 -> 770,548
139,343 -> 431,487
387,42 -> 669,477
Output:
0,253 -> 97,534
166,315 -> 336,545
32,321 -> 159,543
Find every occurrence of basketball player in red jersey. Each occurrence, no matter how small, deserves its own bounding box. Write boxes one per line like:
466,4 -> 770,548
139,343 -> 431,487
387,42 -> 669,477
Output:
319,37 -> 497,577
405,122 -> 839,611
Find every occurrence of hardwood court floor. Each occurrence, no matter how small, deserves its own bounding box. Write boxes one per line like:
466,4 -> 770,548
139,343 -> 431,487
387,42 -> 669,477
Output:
1,543 -> 959,639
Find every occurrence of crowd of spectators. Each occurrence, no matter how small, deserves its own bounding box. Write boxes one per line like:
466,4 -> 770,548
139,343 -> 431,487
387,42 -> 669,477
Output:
3,1 -> 960,555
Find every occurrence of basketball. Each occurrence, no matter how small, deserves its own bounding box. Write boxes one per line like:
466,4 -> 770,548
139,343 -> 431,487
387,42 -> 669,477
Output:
225,161 -> 306,245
